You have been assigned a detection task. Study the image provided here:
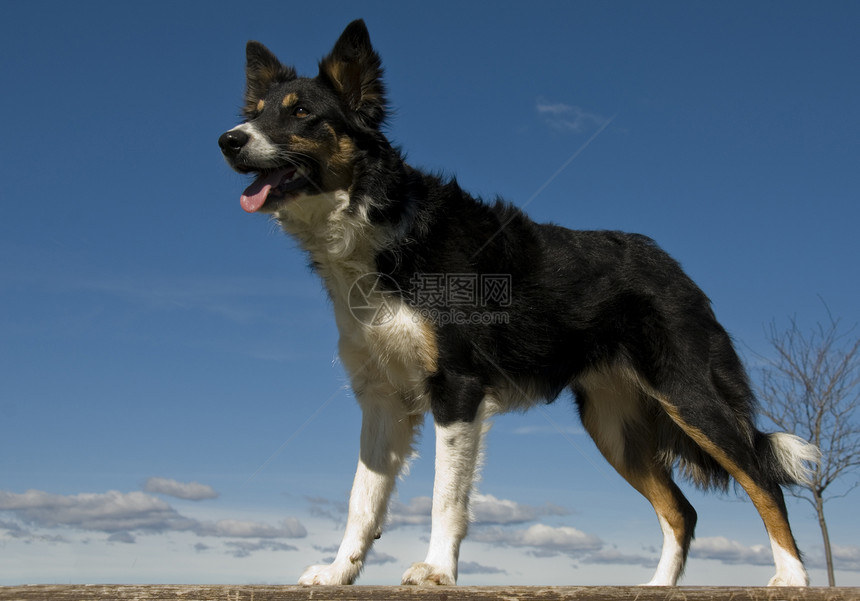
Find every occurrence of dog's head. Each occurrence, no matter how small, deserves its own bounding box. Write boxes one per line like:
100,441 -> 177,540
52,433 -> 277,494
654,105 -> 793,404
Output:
218,20 -> 386,214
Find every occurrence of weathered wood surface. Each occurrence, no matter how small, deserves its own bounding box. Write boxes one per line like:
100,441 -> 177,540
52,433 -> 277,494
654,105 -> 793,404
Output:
1,586 -> 858,601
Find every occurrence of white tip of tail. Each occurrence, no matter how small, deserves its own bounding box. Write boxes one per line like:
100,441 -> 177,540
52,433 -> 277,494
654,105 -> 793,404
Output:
771,432 -> 820,487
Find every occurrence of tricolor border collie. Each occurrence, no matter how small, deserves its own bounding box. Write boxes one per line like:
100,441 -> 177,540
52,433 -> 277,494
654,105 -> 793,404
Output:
219,20 -> 817,586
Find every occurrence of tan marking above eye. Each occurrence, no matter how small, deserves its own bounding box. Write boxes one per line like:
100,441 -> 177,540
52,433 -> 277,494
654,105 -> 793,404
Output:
281,92 -> 298,108
256,99 -> 265,112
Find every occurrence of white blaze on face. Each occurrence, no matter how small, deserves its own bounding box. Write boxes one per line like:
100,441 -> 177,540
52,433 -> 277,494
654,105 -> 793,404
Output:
224,123 -> 280,166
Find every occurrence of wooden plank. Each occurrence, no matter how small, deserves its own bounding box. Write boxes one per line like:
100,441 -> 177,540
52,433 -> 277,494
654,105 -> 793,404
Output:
1,586 -> 859,601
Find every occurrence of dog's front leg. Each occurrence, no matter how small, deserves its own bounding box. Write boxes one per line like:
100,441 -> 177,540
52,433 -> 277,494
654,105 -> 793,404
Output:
299,403 -> 419,585
402,413 -> 486,586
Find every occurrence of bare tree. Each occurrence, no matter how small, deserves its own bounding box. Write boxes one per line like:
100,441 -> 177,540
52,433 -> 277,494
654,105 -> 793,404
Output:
755,309 -> 860,586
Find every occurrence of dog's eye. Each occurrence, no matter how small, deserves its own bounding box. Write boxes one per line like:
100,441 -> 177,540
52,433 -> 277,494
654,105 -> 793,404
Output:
293,107 -> 310,118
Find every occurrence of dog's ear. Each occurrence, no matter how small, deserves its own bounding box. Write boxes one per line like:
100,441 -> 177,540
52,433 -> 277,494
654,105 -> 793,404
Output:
318,19 -> 387,129
243,41 -> 297,117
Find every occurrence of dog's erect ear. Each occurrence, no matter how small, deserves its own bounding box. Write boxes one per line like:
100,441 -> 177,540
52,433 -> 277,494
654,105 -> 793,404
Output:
243,41 -> 297,117
318,19 -> 386,129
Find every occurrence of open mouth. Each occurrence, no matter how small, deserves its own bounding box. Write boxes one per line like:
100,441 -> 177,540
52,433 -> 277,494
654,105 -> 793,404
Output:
240,166 -> 313,213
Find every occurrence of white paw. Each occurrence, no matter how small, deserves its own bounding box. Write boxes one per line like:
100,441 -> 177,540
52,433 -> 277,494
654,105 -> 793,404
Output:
768,570 -> 809,587
298,564 -> 353,586
401,562 -> 455,586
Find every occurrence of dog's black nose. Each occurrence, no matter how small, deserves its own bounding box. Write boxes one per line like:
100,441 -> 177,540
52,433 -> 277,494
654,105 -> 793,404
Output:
218,129 -> 249,157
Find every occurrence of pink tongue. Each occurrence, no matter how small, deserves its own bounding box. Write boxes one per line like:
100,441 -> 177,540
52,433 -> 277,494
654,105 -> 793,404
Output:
240,171 -> 284,213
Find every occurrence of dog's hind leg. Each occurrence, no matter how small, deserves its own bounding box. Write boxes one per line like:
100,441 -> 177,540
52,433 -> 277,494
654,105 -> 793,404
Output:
656,393 -> 810,586
575,368 -> 697,586
299,401 -> 421,585
647,336 -> 812,588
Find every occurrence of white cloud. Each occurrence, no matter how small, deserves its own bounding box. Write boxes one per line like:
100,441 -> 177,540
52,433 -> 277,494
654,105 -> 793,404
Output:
580,547 -> 657,568
536,100 -> 607,134
0,519 -> 68,543
0,487 -> 306,556
311,546 -> 396,567
832,545 -> 860,572
225,540 -> 299,558
0,519 -> 32,539
459,560 -> 507,575
194,518 -> 306,539
144,477 -> 219,501
107,531 -> 136,544
690,536 -> 773,566
472,493 -> 569,525
536,102 -> 577,115
0,489 -> 190,534
805,544 -> 860,572
386,494 -> 569,528
387,496 -> 432,527
306,496 -> 348,524
472,523 -> 603,558
366,549 -> 398,566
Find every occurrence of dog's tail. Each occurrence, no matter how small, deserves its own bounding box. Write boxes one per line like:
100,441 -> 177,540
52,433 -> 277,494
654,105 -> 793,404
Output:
755,431 -> 819,487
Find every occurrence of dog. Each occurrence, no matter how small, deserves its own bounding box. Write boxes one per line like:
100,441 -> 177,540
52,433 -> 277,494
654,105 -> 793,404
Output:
218,19 -> 817,586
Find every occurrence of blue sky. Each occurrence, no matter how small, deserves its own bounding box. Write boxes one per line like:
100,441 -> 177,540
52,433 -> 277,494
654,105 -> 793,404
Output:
2,0 -> 859,587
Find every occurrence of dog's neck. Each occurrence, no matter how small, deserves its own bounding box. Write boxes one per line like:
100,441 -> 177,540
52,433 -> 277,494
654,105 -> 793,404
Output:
275,189 -> 382,303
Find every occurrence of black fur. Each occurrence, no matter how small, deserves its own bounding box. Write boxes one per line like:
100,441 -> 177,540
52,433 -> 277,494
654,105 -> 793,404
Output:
219,19 -> 814,586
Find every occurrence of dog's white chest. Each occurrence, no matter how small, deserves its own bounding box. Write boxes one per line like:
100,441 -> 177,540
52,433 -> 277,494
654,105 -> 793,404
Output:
277,190 -> 437,412
334,294 -> 437,413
